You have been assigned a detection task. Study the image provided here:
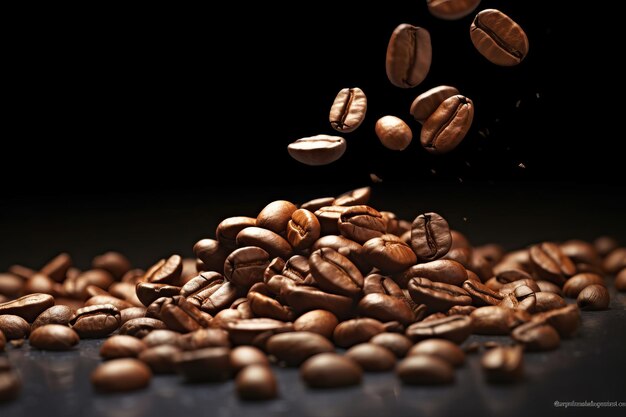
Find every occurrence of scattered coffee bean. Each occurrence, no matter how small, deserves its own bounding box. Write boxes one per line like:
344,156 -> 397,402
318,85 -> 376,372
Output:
386,24 -> 432,88
236,365 -> 278,401
333,318 -> 385,348
405,315 -> 472,344
91,358 -> 152,392
577,284 -> 610,311
0,315 -> 30,340
70,304 -> 121,338
100,335 -> 147,359
375,116 -> 413,151
345,343 -> 396,372
369,332 -> 413,358
396,354 -> 454,385
29,324 -> 79,351
329,87 -> 367,133
420,95 -> 474,154
230,346 -> 270,373
427,0 -> 481,20
410,212 -> 452,262
0,293 -> 55,322
481,345 -> 523,383
267,331 -> 335,366
410,85 -> 460,123
293,310 -> 338,339
138,344 -> 181,374
563,273 -> 605,298
470,9 -> 529,66
511,321 -> 560,351
408,338 -> 465,367
300,353 -> 362,388
288,135 -> 347,166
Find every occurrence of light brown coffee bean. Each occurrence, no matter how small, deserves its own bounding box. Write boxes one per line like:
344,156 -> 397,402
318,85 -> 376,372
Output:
329,87 -> 367,133
288,135 -> 347,166
236,365 -> 278,401
300,353 -> 362,388
428,0 -> 481,20
410,85 -> 460,123
375,116 -> 413,151
420,95 -> 474,154
29,324 -> 79,351
577,284 -> 610,310
396,354 -> 454,385
470,9 -> 529,66
408,339 -> 465,367
91,358 -> 152,392
386,24 -> 432,88
481,345 -> 523,383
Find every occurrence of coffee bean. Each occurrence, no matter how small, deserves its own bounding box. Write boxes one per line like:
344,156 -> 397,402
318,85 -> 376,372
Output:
309,248 -> 363,297
338,205 -> 387,244
560,240 -> 602,267
193,239 -> 228,274
216,216 -> 257,250
118,317 -> 167,338
408,277 -> 472,313
230,346 -> 269,373
428,0 -> 481,20
410,212 -> 451,262
345,343 -> 396,372
175,347 -> 232,382
100,335 -> 146,359
358,293 -> 415,326
287,209 -> 321,250
31,305 -> 75,331
300,353 -> 362,388
224,246 -> 271,289
420,95 -> 474,154
0,273 -> 23,298
314,206 -> 349,236
236,365 -> 278,401
0,330 -> 5,352
512,321 -> 560,351
470,9 -> 529,66
0,293 -> 55,322
120,307 -> 147,324
141,329 -> 180,347
267,331 -> 335,366
91,358 -> 152,392
247,283 -> 294,321
603,248 -> 626,274
8,265 -> 36,280
312,235 -> 371,274
40,253 -> 72,282
498,278 -> 540,295
334,186 -> 372,207
462,280 -> 503,306
329,87 -> 367,133
145,254 -> 183,286
301,197 -> 335,212
577,284 -> 610,310
363,235 -> 416,274
594,236 -> 619,258
333,318 -> 385,348
536,280 -> 562,295
410,85 -> 460,123
255,201 -> 296,236
70,304 -> 121,338
0,315 -> 31,340
287,135 -> 347,166
293,310 -> 338,339
530,242 -> 576,285
91,251 -> 131,280
0,358 -> 21,402
138,345 -> 181,374
283,284 -> 353,319
375,116 -> 413,151
481,345 -> 523,383
406,315 -> 472,344
135,282 -> 181,307
470,306 -> 524,335
397,259 -> 467,288
396,354 -> 454,385
386,24 -> 431,88
369,332 -> 413,358
408,339 -> 465,367
29,324 -> 79,350
498,285 -> 537,312
236,228 -> 293,260
176,328 -> 230,351
616,269 -> 626,291
226,318 -> 292,346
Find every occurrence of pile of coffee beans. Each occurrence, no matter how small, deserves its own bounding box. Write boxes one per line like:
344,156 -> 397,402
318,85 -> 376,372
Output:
1,187 -> 625,401
287,5 -> 529,165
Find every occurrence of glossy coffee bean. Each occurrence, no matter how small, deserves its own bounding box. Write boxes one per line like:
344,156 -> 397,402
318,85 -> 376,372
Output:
338,205 -> 386,244
408,277 -> 471,313
512,321 -> 560,351
405,315 -> 472,344
470,306 -> 523,335
463,280 -> 503,306
300,353 -> 362,388
375,116 -> 413,151
534,304 -> 580,338
410,85 -> 459,123
70,304 -> 121,338
40,252 -> 72,282
386,24 -> 431,88
345,343 -> 396,372
135,282 -> 181,307
293,310 -> 338,339
287,209 -> 321,250
536,280 -> 562,295
577,284 -> 610,310
363,235 -> 416,274
193,239 -> 228,273
333,318 -> 385,348
410,212 -> 451,262
529,242 -> 576,285
138,345 -> 181,374
427,0 -> 481,20
144,255 -> 183,286
369,332 -> 413,358
0,273 -> 23,298
329,87 -> 367,133
0,293 -> 55,322
141,329 -> 180,347
309,248 -> 363,297
216,216 -> 257,250
92,251 -> 131,280
470,9 -> 529,66
616,269 -> 626,292
563,273 -> 605,298
256,200 -> 298,236
31,305 -> 74,331
481,345 -> 523,383
99,335 -> 146,359
29,324 -> 79,351
284,285 -> 354,319
226,318 -> 293,346
236,365 -> 278,401
312,235 -> 371,275
334,186 -> 372,207
0,315 -> 31,340
120,307 -> 147,325
358,293 -> 415,326
420,95 -> 474,154
288,135 -> 347,166
224,246 -> 270,289
396,354 -> 454,385
175,347 -> 232,382
267,331 -> 335,366
533,292 -> 567,313
247,283 -> 294,322
118,317 -> 167,338
408,339 -> 465,367
230,346 -> 269,373
91,358 -> 152,392
236,228 -> 293,260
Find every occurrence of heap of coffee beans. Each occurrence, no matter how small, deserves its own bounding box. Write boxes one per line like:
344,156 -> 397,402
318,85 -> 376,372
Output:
287,5 -> 529,165
1,186 -> 625,401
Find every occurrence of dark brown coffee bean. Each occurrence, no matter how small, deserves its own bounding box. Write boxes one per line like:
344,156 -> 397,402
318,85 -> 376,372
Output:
533,304 -> 580,338
309,248 -> 363,297
562,273 -> 604,299
369,332 -> 413,358
91,358 -> 152,392
100,335 -> 146,359
31,305 -> 74,331
154,297 -> 212,333
470,306 -> 524,335
408,277 -> 471,313
363,235 -> 416,274
177,328 -> 230,351
118,317 -> 166,338
358,292 -> 415,325
375,116 -> 413,151
0,293 -> 55,322
0,315 -> 30,340
138,345 -> 181,374
226,318 -> 292,346
287,209 -> 321,250
216,216 -> 257,250
264,257 -> 286,281
91,251 -> 131,280
534,292 -> 567,313
175,347 -> 231,382
512,321 -> 560,351
193,239 -> 228,273
499,278 -> 541,295
408,339 -> 465,367
498,285 -> 537,312
402,260 -> 469,289
301,197 -> 335,212
143,255 -> 183,286
338,205 -> 386,244
410,85 -> 459,123
594,236 -> 619,258
136,282 -> 181,307
236,365 -> 278,401
201,281 -> 239,315
282,255 -> 311,282
22,273 -> 56,296
180,272 -> 224,305
334,187 -> 372,207
396,354 -> 454,385
603,248 -> 626,274
442,247 -> 472,269
420,95 -> 474,154
70,304 -> 121,338
470,9 -> 529,66
329,87 -> 367,133
236,228 -> 293,260
141,329 -> 180,347
616,268 -> 626,291
481,345 -> 523,383
267,331 -> 334,366
314,206 -> 349,235
84,295 -> 133,311
428,0 -> 481,20
0,358 -> 21,402
28,324 -> 78,350
230,346 -> 269,373
410,212 -> 451,262
224,246 -> 270,289
254,200 -> 296,236
577,284 -> 610,310
247,283 -> 294,322
386,24 -> 431,88
300,353 -> 362,388
312,235 -> 371,274
333,318 -> 385,348
288,135 -> 347,166
530,242 -> 576,285
293,310 -> 338,339
284,285 -> 354,319
406,315 -> 472,344
560,240 -> 601,267
345,343 -> 396,372
0,273 -> 23,298
0,330 -> 5,352
40,252 -> 72,282
447,305 -> 476,316
462,280 -> 503,306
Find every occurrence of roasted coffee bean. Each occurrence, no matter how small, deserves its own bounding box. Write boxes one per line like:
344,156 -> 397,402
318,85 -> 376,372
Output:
287,209 -> 321,250
463,280 -> 503,306
329,87 -> 367,133
363,235 -> 416,274
256,200 -> 297,236
577,284 -> 610,310
604,248 -> 626,274
560,240 -> 601,267
375,116 -> 413,151
428,0 -> 481,20
108,282 -> 143,306
224,246 -> 270,289
70,304 -> 121,338
358,293 -> 414,325
192,239 -> 228,274
286,286 -> 351,320
91,358 -> 152,392
536,280 -> 562,295
0,358 -> 21,402
40,253 -> 72,282
338,205 -> 386,244
264,257 -> 286,281
100,335 -> 146,359
334,186 -> 372,207
138,345 -> 181,374
481,345 -> 523,383
29,324 -> 78,350
616,269 -> 626,291
369,332 -> 413,358
0,330 -> 5,352
8,265 -> 36,280
421,95 -> 474,154
386,24 -> 431,88
594,236 -> 619,258
442,247 -> 472,269
216,216 -> 257,250
314,206 -> 349,236
136,282 -> 181,307
175,347 -> 232,382
363,274 -> 403,296
200,281 -> 238,315
22,273 -> 56,296
530,242 -> 576,285
498,278 -> 540,295
236,365 -> 278,401
177,328 -> 230,350
118,317 -> 167,338
155,296 -> 212,333
410,212 -> 451,262
470,306 -> 523,335
91,251 -> 131,280
447,305 -> 476,316
141,329 -> 180,347
120,307 -> 147,324
406,315 -> 472,344
227,318 -> 293,346
410,85 -> 459,123
408,277 -> 471,313
267,331 -> 335,366
236,228 -> 293,260
293,310 -> 338,339
287,135 -> 347,166
312,235 -> 370,274
0,293 -> 55,322
145,255 -> 183,286
512,321 -> 560,351
282,255 -> 311,282
408,339 -> 465,367
470,9 -> 529,66
533,304 -> 580,338
309,248 -> 363,297
397,260 -> 467,288
180,272 -> 224,305
0,273 -> 23,298
248,283 -> 294,321
498,285 -> 536,312
84,295 -> 133,311
396,354 -> 454,385
0,315 -> 30,340
230,346 -> 269,373
333,318 -> 385,348
300,353 -> 362,388
301,197 -> 335,212
534,292 -> 567,313
345,343 -> 396,372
